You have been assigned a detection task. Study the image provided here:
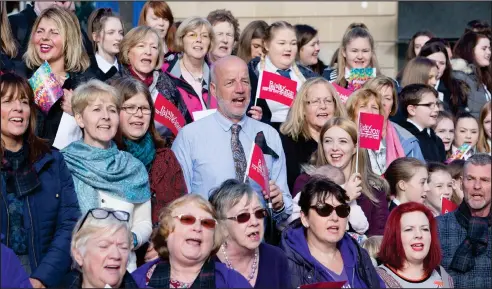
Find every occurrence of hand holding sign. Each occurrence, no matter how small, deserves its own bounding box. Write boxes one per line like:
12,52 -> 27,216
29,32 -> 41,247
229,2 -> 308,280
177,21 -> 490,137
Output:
257,70 -> 297,106
28,61 -> 64,114
345,67 -> 376,91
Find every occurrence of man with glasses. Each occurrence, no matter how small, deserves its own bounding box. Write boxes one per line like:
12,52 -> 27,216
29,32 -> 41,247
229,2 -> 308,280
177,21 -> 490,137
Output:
397,83 -> 446,162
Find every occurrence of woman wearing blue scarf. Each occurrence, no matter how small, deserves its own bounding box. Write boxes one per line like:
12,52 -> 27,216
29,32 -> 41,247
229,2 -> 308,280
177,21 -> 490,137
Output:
112,77 -> 187,265
61,79 -> 152,273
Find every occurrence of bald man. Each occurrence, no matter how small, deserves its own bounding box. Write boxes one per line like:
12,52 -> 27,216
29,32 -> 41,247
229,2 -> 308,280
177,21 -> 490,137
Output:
172,56 -> 292,226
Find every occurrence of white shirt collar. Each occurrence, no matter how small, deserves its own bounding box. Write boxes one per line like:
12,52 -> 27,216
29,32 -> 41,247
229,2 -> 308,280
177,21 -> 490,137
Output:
264,56 -> 293,74
407,118 -> 430,136
393,198 -> 401,206
95,53 -> 118,74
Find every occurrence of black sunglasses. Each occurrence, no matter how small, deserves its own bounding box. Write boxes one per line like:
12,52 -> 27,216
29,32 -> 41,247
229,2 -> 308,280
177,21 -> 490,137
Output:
226,209 -> 268,223
310,203 -> 351,218
78,208 -> 130,232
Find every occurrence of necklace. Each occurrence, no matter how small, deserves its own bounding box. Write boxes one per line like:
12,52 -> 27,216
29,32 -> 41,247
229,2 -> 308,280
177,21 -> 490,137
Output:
221,244 -> 258,282
181,60 -> 203,83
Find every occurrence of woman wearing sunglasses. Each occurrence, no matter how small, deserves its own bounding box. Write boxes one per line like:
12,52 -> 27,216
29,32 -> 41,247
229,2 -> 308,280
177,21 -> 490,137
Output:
63,208 -> 139,288
209,179 -> 291,288
280,176 -> 384,288
132,194 -> 251,288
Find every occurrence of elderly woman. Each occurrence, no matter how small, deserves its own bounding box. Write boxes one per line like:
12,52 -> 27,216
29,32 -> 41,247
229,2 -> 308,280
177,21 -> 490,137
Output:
209,179 -> 291,288
62,208 -> 138,288
1,73 -> 81,288
61,79 -> 152,272
132,194 -> 251,288
280,77 -> 346,193
377,202 -> 453,287
280,176 -> 384,288
110,26 -> 190,141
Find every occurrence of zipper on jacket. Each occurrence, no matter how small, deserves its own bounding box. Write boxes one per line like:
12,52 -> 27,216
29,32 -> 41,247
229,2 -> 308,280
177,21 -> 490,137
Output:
351,267 -> 355,288
1,192 -> 10,247
26,196 -> 38,267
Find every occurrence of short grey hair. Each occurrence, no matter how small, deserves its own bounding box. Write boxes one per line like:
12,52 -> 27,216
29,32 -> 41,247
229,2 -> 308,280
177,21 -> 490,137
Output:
72,79 -> 122,116
301,164 -> 346,186
208,179 -> 263,220
70,209 -> 132,271
464,153 -> 492,176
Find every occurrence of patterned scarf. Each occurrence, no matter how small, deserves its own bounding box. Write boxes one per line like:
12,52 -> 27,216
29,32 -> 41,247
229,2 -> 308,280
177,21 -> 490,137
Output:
61,140 -> 151,215
147,258 -> 215,288
1,145 -> 40,196
128,65 -> 154,87
450,201 -> 491,273
123,133 -> 156,171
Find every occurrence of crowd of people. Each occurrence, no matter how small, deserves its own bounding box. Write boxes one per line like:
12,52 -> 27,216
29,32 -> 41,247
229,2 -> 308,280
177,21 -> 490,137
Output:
1,1 -> 491,288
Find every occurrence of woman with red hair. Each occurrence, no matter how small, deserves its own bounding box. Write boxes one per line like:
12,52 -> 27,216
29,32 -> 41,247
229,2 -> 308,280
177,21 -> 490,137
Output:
376,202 -> 454,287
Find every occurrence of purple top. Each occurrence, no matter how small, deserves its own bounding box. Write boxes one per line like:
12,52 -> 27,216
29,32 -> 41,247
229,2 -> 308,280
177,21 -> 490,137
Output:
1,243 -> 32,288
131,258 -> 252,288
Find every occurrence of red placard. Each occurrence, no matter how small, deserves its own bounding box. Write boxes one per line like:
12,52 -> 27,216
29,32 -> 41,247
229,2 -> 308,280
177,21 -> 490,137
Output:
441,197 -> 458,215
246,143 -> 270,197
331,82 -> 353,104
258,71 -> 297,106
300,281 -> 346,288
153,93 -> 186,136
358,112 -> 384,151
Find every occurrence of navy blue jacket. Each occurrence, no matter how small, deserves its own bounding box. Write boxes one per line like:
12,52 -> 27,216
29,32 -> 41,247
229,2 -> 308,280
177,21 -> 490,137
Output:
1,149 -> 81,287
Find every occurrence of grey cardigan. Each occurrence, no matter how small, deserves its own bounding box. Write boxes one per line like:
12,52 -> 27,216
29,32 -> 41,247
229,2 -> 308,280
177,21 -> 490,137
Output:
451,58 -> 491,118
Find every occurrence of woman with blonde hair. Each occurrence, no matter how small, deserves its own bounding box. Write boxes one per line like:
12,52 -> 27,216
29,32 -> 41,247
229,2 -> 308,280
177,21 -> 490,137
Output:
236,20 -> 268,63
138,1 -> 175,55
23,6 -> 94,149
477,101 -> 491,154
400,56 -> 439,88
131,194 -> 251,288
248,21 -> 318,128
109,25 -> 190,141
363,76 -> 425,169
322,23 -> 381,88
280,77 -> 346,191
309,117 -> 389,236
0,1 -> 19,73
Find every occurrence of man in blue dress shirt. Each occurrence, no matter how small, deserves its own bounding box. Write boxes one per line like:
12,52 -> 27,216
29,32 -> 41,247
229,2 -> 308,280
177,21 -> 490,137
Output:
172,56 -> 292,225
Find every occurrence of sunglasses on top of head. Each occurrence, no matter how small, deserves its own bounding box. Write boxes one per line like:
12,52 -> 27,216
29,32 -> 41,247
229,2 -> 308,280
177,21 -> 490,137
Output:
310,203 -> 351,218
226,209 -> 268,224
173,214 -> 217,229
77,208 -> 130,232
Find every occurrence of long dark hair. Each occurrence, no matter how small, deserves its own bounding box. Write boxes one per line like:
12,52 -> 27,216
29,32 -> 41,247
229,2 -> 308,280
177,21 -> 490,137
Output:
0,73 -> 50,163
454,31 -> 492,93
419,38 -> 469,114
406,30 -> 434,61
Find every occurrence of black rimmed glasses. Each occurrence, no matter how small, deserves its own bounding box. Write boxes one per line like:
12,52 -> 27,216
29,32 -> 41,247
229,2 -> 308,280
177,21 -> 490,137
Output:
310,203 -> 351,218
226,209 -> 268,223
413,102 -> 439,109
77,208 -> 130,232
121,105 -> 152,115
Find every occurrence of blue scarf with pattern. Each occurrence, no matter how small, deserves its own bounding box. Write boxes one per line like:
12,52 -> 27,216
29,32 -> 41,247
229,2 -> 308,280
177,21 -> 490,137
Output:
61,140 -> 151,215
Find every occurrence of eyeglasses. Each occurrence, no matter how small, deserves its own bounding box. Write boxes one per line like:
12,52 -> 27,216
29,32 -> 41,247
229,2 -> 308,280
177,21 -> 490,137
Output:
77,208 -> 130,232
173,214 -> 217,230
310,203 -> 351,218
226,209 -> 268,223
414,102 -> 439,109
306,98 -> 334,107
121,105 -> 152,115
